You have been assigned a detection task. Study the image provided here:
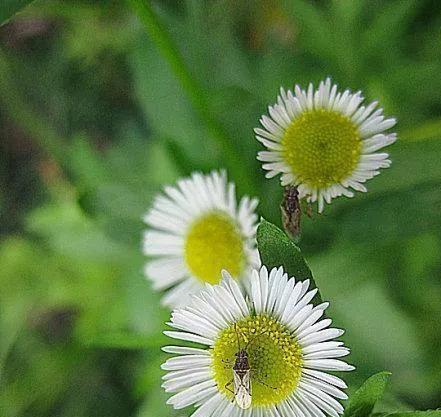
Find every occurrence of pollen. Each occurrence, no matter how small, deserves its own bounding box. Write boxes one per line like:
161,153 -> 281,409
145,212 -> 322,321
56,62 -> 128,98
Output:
281,109 -> 362,188
211,315 -> 303,407
184,211 -> 245,284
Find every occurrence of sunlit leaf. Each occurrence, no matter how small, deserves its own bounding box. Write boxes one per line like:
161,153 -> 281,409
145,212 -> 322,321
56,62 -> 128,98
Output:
344,372 -> 391,417
257,219 -> 321,299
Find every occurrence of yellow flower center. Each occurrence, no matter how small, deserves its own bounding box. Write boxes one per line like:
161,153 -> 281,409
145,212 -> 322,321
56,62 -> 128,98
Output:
212,315 -> 303,407
281,109 -> 361,188
184,211 -> 245,284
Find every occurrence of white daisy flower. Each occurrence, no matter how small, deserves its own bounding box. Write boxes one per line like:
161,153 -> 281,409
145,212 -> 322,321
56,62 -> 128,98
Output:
143,170 -> 259,308
162,265 -> 354,417
256,77 -> 397,212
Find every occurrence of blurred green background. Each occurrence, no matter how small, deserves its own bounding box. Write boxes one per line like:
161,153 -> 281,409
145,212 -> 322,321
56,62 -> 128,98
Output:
1,0 -> 441,416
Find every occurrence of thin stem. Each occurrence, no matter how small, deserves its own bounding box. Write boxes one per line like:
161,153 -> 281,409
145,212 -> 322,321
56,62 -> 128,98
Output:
127,0 -> 256,192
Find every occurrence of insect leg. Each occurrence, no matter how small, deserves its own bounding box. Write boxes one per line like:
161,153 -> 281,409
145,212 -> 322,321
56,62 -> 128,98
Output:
305,201 -> 313,218
250,369 -> 277,390
224,379 -> 235,401
255,377 -> 277,390
223,363 -> 232,370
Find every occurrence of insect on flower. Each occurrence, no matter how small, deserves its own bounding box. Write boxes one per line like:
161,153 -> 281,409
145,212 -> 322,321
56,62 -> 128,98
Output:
231,348 -> 252,409
281,185 -> 302,238
162,267 -> 354,417
256,78 -> 397,212
226,324 -> 270,409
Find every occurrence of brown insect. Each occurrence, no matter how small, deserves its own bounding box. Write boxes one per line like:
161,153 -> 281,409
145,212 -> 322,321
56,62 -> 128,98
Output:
231,348 -> 252,409
281,185 -> 302,238
224,324 -> 272,409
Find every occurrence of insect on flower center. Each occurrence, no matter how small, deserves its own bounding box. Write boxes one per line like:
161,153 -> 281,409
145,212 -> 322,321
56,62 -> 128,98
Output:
212,315 -> 303,406
184,211 -> 245,284
281,109 -> 362,188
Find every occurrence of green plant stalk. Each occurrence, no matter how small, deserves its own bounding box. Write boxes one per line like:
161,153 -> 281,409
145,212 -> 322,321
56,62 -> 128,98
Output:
400,119 -> 441,142
127,0 -> 256,193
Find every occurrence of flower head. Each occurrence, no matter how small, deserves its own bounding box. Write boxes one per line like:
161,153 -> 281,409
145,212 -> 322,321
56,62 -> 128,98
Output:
143,170 -> 259,308
256,78 -> 397,212
162,265 -> 354,417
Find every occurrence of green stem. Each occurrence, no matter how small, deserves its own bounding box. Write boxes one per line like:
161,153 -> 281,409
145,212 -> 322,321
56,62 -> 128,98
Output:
400,119 -> 441,142
127,0 -> 256,193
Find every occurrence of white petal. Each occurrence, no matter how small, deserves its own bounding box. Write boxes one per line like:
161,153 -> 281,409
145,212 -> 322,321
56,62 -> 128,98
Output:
303,358 -> 355,371
302,369 -> 348,388
161,355 -> 212,371
162,346 -> 211,355
143,170 -> 259,308
163,331 -> 213,346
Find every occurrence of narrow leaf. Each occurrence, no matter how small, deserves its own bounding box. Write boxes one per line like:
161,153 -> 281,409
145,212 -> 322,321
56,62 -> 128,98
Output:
257,219 -> 321,301
0,0 -> 37,27
344,372 -> 391,417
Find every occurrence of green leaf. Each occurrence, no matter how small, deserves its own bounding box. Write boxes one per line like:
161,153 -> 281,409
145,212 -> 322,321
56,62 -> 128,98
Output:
400,118 -> 441,142
0,0 -> 37,26
82,332 -> 166,350
281,0 -> 335,61
361,0 -> 419,57
334,180 -> 441,244
257,219 -> 320,301
344,372 -> 391,417
385,412 -> 441,417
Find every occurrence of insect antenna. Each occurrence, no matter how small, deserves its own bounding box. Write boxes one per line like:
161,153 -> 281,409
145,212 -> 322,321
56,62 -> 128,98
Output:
244,328 -> 269,351
233,322 -> 241,351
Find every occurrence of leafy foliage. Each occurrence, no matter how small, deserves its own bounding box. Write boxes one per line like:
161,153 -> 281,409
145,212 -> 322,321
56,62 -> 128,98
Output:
0,0 -> 36,26
257,218 -> 323,304
1,1 -> 441,417
344,372 -> 391,417
385,412 -> 441,417
257,218 -> 314,280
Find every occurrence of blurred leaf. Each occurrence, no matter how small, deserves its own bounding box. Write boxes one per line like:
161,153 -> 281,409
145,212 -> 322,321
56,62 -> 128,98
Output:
68,135 -> 110,189
334,180 -> 441,244
400,119 -> 441,142
344,372 -> 391,417
281,0 -> 335,62
0,0 -> 36,26
366,139 -> 441,192
361,0 -> 419,57
386,412 -> 441,417
130,39 -> 212,166
257,219 -> 320,300
129,0 -> 257,193
0,293 -> 27,379
163,137 -> 203,176
2,0 -> 441,414
324,276 -> 430,400
83,332 -> 165,349
79,183 -> 149,221
26,201 -> 130,262
329,0 -> 364,27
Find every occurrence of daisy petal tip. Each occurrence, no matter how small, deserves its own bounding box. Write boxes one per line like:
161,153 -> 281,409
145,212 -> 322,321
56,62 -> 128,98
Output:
221,269 -> 233,281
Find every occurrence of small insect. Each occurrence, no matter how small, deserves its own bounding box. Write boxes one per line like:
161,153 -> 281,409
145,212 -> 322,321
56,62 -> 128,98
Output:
225,324 -> 270,409
281,185 -> 302,239
232,348 -> 252,409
